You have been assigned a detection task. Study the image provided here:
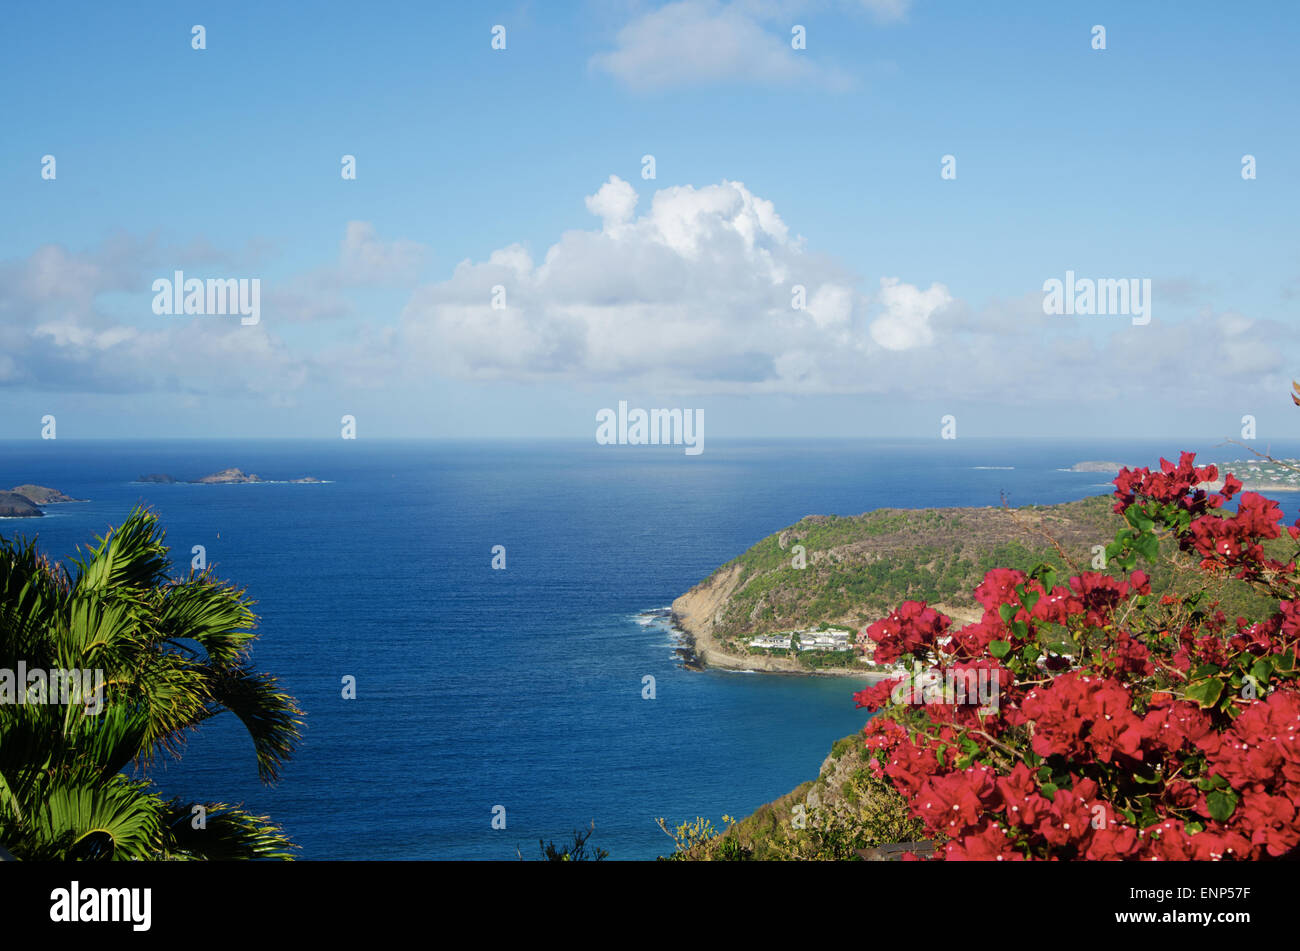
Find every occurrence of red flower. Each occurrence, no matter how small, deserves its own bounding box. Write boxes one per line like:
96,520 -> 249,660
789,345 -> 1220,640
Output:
945,822 -> 1024,861
852,450 -> 1300,861
863,601 -> 951,664
853,677 -> 901,712
974,568 -> 1027,611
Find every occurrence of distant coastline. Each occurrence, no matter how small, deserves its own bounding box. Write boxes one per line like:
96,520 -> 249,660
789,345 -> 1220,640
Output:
0,485 -> 87,519
1198,457 -> 1300,493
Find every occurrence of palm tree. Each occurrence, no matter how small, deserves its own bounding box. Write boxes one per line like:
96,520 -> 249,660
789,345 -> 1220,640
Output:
0,507 -> 303,859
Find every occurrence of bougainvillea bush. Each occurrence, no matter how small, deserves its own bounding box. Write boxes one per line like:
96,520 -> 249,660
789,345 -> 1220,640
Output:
854,453 -> 1300,860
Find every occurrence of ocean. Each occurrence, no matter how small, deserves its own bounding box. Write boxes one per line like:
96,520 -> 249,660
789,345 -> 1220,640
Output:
3,437 -> 1297,860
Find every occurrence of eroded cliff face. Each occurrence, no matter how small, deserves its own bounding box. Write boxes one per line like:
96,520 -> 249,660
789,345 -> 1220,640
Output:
671,563 -> 859,674
0,485 -> 87,517
671,563 -> 743,641
0,492 -> 43,518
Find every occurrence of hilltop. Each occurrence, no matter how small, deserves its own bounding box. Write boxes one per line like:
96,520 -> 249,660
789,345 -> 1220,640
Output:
666,491 -> 1293,859
670,494 -> 1280,676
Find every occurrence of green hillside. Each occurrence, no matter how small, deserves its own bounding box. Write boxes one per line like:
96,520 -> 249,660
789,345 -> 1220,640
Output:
689,494 -> 1281,648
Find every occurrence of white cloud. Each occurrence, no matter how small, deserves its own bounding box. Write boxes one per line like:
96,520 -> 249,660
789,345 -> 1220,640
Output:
383,174 -> 1294,406
590,0 -> 911,90
3,180 -> 1291,419
338,220 -> 426,286
0,239 -> 308,397
868,276 -> 952,350
263,221 -> 429,323
585,176 -> 639,231
591,0 -> 845,90
392,175 -> 944,392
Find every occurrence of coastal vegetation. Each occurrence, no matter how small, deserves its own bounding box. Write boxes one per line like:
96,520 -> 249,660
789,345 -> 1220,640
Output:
0,508 -> 302,859
668,453 -> 1300,860
524,821 -> 609,861
673,494 -> 1282,666
657,735 -> 925,860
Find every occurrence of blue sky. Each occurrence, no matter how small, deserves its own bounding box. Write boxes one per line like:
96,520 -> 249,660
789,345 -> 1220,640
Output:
1,0 -> 1297,440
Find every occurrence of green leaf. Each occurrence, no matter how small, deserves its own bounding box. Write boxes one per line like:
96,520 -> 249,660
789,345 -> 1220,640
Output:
1206,790 -> 1238,823
1186,679 -> 1224,709
989,640 -> 1012,659
1125,508 -> 1155,533
1030,564 -> 1058,592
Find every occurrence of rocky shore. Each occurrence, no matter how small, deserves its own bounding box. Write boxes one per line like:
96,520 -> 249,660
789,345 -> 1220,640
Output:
0,485 -> 88,518
669,564 -> 891,680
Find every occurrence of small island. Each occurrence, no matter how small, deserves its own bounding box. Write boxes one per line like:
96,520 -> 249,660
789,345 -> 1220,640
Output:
0,485 -> 88,519
136,468 -> 322,485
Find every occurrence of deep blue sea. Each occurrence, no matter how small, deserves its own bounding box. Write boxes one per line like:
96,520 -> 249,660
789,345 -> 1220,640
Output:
3,437 -> 1298,860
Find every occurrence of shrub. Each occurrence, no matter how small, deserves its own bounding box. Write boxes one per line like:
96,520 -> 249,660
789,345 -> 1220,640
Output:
855,452 -> 1300,860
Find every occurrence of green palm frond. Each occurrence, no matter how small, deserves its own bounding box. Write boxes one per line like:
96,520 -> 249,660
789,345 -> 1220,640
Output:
71,508 -> 171,596
0,770 -> 23,824
0,508 -> 302,860
156,577 -> 258,667
29,777 -> 164,861
160,801 -> 297,860
204,664 -> 303,783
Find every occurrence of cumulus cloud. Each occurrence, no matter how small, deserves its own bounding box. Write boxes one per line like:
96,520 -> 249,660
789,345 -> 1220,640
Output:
383,174 -> 1293,406
869,277 -> 952,350
585,176 -> 639,231
391,175 -> 953,393
3,178 -> 1291,417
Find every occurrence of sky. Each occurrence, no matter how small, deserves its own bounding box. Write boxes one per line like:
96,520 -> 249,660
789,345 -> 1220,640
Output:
1,0 -> 1297,441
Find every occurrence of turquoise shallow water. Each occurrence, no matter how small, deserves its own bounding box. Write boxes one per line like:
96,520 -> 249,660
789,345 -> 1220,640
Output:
3,437 -> 1295,859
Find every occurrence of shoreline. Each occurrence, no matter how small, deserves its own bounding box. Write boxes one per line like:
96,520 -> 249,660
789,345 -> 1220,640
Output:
667,560 -> 984,682
1200,480 -> 1300,493
668,590 -> 896,681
